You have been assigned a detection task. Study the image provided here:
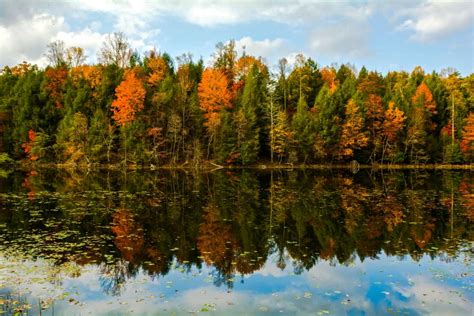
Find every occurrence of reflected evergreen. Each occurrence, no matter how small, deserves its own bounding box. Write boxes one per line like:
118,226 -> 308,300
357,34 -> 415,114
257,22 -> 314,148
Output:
0,169 -> 471,293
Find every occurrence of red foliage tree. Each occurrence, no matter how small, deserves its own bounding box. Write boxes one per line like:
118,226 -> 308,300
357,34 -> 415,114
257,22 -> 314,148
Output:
21,129 -> 38,161
461,113 -> 474,160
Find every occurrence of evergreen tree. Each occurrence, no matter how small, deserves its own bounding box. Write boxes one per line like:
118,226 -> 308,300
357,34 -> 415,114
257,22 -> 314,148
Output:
291,95 -> 314,163
236,66 -> 260,164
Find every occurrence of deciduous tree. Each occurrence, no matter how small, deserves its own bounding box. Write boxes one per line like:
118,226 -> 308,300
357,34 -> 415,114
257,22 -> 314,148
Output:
111,69 -> 146,126
365,94 -> 385,162
461,113 -> 474,161
44,67 -> 68,108
338,99 -> 368,160
99,32 -> 132,68
198,68 -> 232,157
382,101 -> 406,162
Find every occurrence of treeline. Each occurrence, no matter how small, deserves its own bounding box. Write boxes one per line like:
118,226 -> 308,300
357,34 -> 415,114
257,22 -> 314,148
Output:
0,32 -> 473,166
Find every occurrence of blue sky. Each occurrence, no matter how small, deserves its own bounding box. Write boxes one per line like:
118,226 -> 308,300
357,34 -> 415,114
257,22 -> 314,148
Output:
0,0 -> 473,75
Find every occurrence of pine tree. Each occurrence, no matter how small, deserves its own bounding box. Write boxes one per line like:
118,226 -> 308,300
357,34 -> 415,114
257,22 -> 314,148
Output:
236,65 -> 266,164
292,95 -> 314,163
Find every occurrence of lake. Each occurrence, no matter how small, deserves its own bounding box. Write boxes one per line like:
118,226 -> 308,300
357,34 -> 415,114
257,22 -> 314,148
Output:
0,169 -> 472,315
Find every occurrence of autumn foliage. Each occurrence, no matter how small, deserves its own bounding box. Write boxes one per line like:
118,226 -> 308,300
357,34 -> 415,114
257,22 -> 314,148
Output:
111,208 -> 144,263
461,113 -> 474,158
338,99 -> 368,158
321,67 -> 338,93
70,65 -> 102,89
383,101 -> 406,143
9,61 -> 33,76
111,69 -> 146,126
44,67 -> 68,108
0,38 -> 472,166
198,68 -> 232,132
235,56 -> 266,80
197,204 -> 237,272
21,129 -> 38,161
146,53 -> 168,86
412,82 -> 437,115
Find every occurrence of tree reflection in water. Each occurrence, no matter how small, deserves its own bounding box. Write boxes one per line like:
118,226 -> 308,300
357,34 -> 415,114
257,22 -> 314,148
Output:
0,169 -> 472,295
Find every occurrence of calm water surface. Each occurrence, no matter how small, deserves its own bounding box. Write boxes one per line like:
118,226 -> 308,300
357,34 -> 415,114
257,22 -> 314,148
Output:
0,169 -> 472,315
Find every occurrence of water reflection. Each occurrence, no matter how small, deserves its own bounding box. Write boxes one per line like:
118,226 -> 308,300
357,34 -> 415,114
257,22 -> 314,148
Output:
0,169 -> 472,314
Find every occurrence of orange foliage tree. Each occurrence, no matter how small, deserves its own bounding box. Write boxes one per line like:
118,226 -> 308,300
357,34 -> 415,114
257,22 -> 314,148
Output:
365,94 -> 385,161
412,82 -> 437,122
111,69 -> 146,163
320,67 -> 338,93
111,208 -> 144,263
70,65 -> 102,89
235,56 -> 267,80
198,68 -> 232,140
44,67 -> 68,108
382,101 -> 406,161
146,52 -> 168,86
9,61 -> 33,76
197,204 -> 237,275
21,129 -> 38,161
111,69 -> 146,126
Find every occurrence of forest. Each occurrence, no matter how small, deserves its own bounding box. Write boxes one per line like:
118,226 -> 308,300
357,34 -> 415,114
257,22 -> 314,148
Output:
0,32 -> 473,167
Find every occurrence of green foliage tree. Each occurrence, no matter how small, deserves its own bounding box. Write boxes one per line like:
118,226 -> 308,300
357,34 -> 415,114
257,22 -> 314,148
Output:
291,96 -> 314,163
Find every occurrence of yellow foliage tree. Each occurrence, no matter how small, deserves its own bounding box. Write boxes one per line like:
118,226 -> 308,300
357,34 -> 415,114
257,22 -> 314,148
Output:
338,99 -> 368,159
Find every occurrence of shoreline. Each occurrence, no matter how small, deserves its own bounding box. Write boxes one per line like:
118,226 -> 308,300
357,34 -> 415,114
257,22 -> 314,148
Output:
9,161 -> 474,171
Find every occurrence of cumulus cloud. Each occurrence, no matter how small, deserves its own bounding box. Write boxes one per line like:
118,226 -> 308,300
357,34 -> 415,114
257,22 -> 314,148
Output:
0,0 -> 161,67
69,0 -> 374,28
235,37 -> 286,60
309,21 -> 371,59
394,0 -> 474,42
1,0 -> 472,68
392,275 -> 473,315
0,13 -> 65,66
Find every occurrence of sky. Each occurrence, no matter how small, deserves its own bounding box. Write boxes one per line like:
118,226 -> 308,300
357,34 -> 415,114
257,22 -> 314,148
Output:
0,0 -> 473,75
2,253 -> 472,315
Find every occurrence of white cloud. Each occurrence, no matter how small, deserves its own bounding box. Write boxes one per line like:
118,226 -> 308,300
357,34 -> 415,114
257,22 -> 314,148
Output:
69,0 -> 375,28
184,5 -> 241,26
0,14 -> 65,66
235,36 -> 286,61
0,1 -> 162,67
309,21 -> 371,59
1,0 -> 472,68
394,0 -> 474,42
392,275 -> 473,315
